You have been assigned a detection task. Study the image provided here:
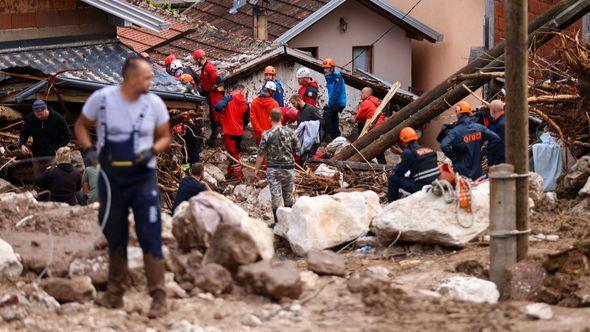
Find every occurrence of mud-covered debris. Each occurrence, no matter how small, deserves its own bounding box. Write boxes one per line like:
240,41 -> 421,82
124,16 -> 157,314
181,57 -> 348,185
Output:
347,266 -> 390,294
237,260 -> 303,300
557,156 -> 590,198
502,260 -> 546,301
68,255 -> 108,288
0,179 -> 16,194
306,250 -> 346,276
455,260 -> 487,279
191,263 -> 233,295
434,276 -> 499,304
40,276 -> 96,303
0,238 -> 23,278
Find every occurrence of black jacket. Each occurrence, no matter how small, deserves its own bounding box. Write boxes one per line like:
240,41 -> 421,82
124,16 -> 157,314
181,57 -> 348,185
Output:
298,103 -> 324,126
19,110 -> 72,157
36,163 -> 81,205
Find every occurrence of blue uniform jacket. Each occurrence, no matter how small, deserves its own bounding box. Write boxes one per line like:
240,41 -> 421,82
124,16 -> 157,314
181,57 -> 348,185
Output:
441,116 -> 501,180
324,69 -> 346,109
259,79 -> 285,107
487,114 -> 505,166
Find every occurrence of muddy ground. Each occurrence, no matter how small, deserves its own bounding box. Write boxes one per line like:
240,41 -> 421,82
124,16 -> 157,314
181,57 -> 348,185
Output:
1,192 -> 589,331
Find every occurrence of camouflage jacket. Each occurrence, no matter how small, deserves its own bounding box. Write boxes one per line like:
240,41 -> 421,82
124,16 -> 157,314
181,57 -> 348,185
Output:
258,126 -> 301,168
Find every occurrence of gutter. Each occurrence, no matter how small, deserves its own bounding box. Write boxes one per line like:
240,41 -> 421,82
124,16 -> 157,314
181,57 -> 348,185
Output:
15,80 -> 48,103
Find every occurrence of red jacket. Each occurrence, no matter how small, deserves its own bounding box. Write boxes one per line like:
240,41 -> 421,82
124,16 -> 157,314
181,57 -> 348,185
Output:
250,96 -> 279,138
199,61 -> 224,120
221,93 -> 248,136
356,96 -> 384,129
298,81 -> 319,107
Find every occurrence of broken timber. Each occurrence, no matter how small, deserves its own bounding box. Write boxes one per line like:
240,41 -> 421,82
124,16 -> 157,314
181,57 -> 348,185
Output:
305,158 -> 396,172
333,0 -> 589,162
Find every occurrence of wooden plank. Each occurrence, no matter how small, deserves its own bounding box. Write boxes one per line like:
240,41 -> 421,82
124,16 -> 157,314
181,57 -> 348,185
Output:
359,82 -> 400,138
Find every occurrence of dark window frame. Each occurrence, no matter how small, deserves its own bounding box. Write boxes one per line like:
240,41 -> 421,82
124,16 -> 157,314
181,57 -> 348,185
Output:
352,45 -> 373,73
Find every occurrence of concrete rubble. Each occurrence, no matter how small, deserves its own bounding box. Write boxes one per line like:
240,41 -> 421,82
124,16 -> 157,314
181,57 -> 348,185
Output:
433,276 -> 500,304
275,191 -> 381,255
372,181 -> 491,247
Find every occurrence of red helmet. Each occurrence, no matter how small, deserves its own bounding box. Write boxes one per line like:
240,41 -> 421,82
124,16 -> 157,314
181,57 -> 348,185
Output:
264,66 -> 276,75
164,54 -> 176,66
399,127 -> 419,143
193,49 -> 206,60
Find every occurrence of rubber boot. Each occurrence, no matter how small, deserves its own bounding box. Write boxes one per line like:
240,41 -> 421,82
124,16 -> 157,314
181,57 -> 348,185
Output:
95,248 -> 127,309
144,253 -> 168,319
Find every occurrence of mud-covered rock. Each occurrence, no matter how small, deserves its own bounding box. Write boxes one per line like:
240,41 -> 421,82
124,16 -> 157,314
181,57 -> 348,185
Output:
204,164 -> 225,184
40,276 -> 96,303
372,182 -> 490,247
347,266 -> 390,294
0,238 -> 23,278
306,250 -> 345,276
275,191 -> 381,255
191,263 -> 233,294
502,260 -> 546,301
434,276 -> 499,304
237,260 -> 303,300
68,255 -> 108,288
557,156 -> 590,198
525,303 -> 553,320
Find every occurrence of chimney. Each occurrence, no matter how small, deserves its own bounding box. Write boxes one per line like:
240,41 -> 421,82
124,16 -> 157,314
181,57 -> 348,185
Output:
252,3 -> 268,41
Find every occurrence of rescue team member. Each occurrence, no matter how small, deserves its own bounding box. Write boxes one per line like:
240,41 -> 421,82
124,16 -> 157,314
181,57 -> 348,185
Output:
169,59 -> 184,79
355,87 -> 386,164
75,56 -> 171,318
487,100 -> 505,166
261,66 -> 285,107
289,94 -> 324,126
193,49 -> 224,146
35,147 -> 81,205
280,106 -> 299,125
322,58 -> 346,141
254,108 -> 301,226
215,84 -> 249,179
441,101 -> 501,180
296,67 -> 319,107
251,81 -> 280,145
164,54 -> 176,75
20,99 -> 72,158
172,162 -> 209,213
387,127 -> 439,202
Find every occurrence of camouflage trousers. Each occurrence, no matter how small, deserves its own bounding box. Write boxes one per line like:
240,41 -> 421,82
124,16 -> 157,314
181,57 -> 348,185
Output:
266,168 -> 296,209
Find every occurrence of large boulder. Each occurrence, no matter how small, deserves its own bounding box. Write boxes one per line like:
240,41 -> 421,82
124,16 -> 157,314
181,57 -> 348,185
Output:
173,191 -> 272,260
237,260 -> 303,300
0,238 -> 23,278
275,191 -> 381,256
40,276 -> 96,303
434,276 -> 499,304
557,156 -> 590,198
372,182 -> 490,247
306,250 -> 346,276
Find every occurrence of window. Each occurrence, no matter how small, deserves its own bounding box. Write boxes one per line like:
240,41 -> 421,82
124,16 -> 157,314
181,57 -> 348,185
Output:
352,46 -> 373,73
297,47 -> 319,58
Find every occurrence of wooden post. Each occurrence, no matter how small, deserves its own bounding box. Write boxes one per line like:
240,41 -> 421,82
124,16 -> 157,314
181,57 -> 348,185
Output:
331,0 -> 584,162
253,5 -> 268,41
504,0 -> 530,261
489,164 -> 517,295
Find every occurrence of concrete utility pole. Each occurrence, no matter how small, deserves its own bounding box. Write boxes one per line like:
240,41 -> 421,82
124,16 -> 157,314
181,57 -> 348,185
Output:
504,0 -> 529,260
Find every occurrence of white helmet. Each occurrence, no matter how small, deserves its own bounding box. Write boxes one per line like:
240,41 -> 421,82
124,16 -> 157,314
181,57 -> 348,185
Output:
170,59 -> 183,70
264,80 -> 277,92
296,67 -> 311,79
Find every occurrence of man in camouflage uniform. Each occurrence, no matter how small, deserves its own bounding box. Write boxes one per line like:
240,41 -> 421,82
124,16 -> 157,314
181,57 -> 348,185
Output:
255,108 -> 301,226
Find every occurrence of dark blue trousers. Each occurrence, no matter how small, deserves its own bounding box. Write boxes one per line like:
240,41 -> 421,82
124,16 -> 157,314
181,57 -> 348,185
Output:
387,174 -> 428,202
98,171 -> 163,258
323,105 -> 344,141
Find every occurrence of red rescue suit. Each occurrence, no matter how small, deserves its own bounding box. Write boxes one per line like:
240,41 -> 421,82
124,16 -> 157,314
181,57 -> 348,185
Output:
298,80 -> 319,107
250,96 -> 279,144
215,92 -> 248,179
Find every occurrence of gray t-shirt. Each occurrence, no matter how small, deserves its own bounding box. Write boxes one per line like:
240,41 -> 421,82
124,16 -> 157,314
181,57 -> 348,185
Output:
82,165 -> 99,203
82,85 -> 169,168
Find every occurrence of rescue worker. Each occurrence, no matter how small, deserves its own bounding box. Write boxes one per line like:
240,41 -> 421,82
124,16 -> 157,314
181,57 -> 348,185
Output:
289,94 -> 323,125
261,66 -> 285,107
440,101 -> 501,180
354,87 -> 386,164
254,108 -> 301,226
75,56 -> 171,318
322,58 -> 346,141
387,127 -> 439,202
172,163 -> 209,213
296,67 -> 319,107
193,49 -> 224,146
280,106 -> 299,125
180,74 -> 198,95
164,54 -> 176,75
169,59 -> 184,79
251,81 -> 280,145
487,99 -> 505,166
215,84 -> 249,179
19,99 -> 72,158
35,147 -> 81,205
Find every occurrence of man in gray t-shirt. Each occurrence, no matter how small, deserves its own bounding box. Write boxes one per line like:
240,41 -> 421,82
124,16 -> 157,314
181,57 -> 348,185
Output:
75,56 -> 170,319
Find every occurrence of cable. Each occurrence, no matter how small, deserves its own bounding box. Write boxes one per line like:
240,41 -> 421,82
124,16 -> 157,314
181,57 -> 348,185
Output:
341,0 -> 424,70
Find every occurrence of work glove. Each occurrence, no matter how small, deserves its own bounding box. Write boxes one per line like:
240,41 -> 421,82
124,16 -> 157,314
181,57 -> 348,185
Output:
134,147 -> 155,167
83,146 -> 98,166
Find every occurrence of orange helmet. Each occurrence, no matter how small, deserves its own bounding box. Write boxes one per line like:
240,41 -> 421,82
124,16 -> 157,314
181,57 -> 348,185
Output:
181,74 -> 194,84
264,66 -> 276,75
164,54 -> 176,66
193,49 -> 206,60
454,101 -> 472,115
399,127 -> 419,143
322,58 -> 336,68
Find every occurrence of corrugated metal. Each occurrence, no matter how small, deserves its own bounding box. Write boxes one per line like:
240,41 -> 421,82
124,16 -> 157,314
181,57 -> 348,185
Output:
80,0 -> 171,32
183,0 -> 329,40
0,40 -> 185,94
